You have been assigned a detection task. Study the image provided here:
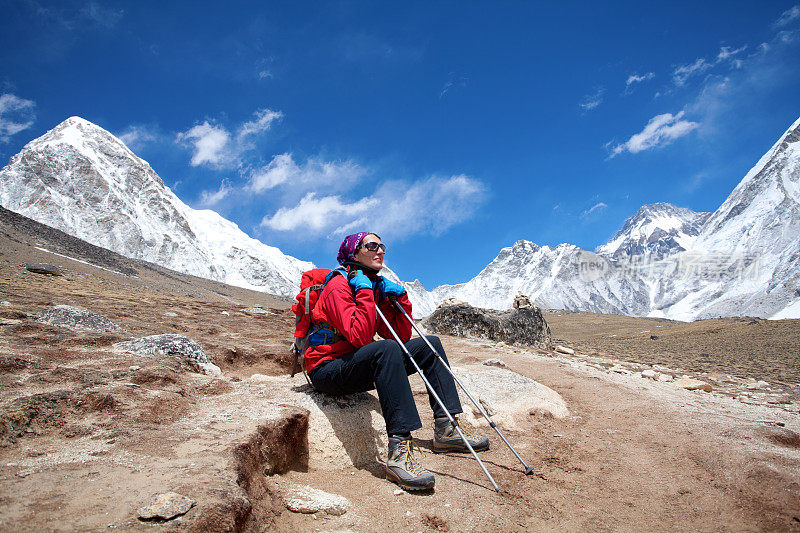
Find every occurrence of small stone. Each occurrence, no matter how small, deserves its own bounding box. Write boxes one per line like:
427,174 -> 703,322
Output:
164,312 -> 178,317
437,298 -> 467,308
221,311 -> 230,316
674,377 -> 713,392
243,307 -> 273,315
555,345 -> 575,355
1,301 -> 11,307
746,380 -> 770,390
25,263 -> 63,276
129,365 -> 140,371
609,364 -> 631,374
284,485 -> 350,516
138,492 -> 195,521
641,369 -> 658,380
393,489 -> 403,496
513,293 -> 532,309
658,374 -> 674,382
482,358 -> 508,369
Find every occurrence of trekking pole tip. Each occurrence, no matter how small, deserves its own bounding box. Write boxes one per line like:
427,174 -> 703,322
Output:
524,466 -> 535,476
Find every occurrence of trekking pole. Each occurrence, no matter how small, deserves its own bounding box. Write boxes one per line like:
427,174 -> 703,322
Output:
391,299 -> 535,476
374,305 -> 501,493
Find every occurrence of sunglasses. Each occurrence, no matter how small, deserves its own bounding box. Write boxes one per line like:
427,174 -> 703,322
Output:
357,242 -> 386,253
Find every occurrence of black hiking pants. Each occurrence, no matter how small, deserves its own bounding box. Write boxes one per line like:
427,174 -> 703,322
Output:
308,336 -> 462,436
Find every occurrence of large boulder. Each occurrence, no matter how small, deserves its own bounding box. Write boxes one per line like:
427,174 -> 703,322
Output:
36,305 -> 123,333
113,334 -> 221,376
422,302 -> 551,348
247,375 -> 387,470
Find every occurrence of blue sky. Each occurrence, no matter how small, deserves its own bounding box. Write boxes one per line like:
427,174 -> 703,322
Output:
2,1 -> 799,288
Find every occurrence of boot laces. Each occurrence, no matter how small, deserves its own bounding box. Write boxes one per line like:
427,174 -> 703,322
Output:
396,439 -> 429,476
447,416 -> 480,442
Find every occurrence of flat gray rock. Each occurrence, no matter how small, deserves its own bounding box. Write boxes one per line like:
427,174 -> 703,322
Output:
25,263 -> 63,276
114,334 -> 221,376
452,365 -> 569,429
242,307 -> 273,315
138,492 -> 195,521
283,485 -> 350,516
36,305 -> 122,333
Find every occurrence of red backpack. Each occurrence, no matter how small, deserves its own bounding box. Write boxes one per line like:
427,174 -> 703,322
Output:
290,267 -> 347,381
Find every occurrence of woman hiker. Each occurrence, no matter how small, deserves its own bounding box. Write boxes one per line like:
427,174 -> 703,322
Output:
304,231 -> 489,491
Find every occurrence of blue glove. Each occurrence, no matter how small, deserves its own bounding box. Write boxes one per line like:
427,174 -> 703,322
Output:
348,270 -> 373,292
376,276 -> 406,300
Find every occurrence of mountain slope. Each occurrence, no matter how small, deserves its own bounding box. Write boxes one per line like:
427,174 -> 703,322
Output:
654,116 -> 800,320
0,117 -> 312,297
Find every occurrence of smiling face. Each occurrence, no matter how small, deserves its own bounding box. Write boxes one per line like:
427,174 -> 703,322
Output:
354,234 -> 384,272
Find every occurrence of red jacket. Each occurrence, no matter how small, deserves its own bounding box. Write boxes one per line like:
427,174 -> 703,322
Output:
304,273 -> 412,374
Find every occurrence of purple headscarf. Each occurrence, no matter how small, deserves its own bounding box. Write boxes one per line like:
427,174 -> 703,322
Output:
337,232 -> 378,265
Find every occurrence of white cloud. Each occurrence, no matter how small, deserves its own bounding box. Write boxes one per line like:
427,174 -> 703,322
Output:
117,125 -> 157,152
716,45 -> 747,62
609,111 -> 699,157
579,87 -> 606,111
439,73 -> 469,99
626,72 -> 655,88
261,174 -> 486,240
176,121 -> 231,167
198,178 -> 233,207
247,152 -> 366,193
82,2 -> 124,28
237,108 -> 282,140
366,175 -> 486,238
581,202 -> 607,219
176,107 -> 281,168
684,172 -> 709,193
672,58 -> 712,86
775,5 -> 800,27
671,45 -> 746,87
0,93 -> 36,142
262,193 -> 379,231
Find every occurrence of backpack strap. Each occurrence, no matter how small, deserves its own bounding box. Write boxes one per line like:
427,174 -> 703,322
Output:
291,266 -> 350,384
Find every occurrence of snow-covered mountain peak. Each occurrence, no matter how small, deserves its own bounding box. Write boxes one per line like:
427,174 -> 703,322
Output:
696,116 -> 800,252
0,117 -> 312,297
596,202 -> 710,259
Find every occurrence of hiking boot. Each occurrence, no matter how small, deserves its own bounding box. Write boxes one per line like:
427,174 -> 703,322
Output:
385,436 -> 435,491
433,416 -> 490,453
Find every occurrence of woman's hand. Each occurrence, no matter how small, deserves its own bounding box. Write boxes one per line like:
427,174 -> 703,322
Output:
376,276 -> 406,300
348,270 -> 374,292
